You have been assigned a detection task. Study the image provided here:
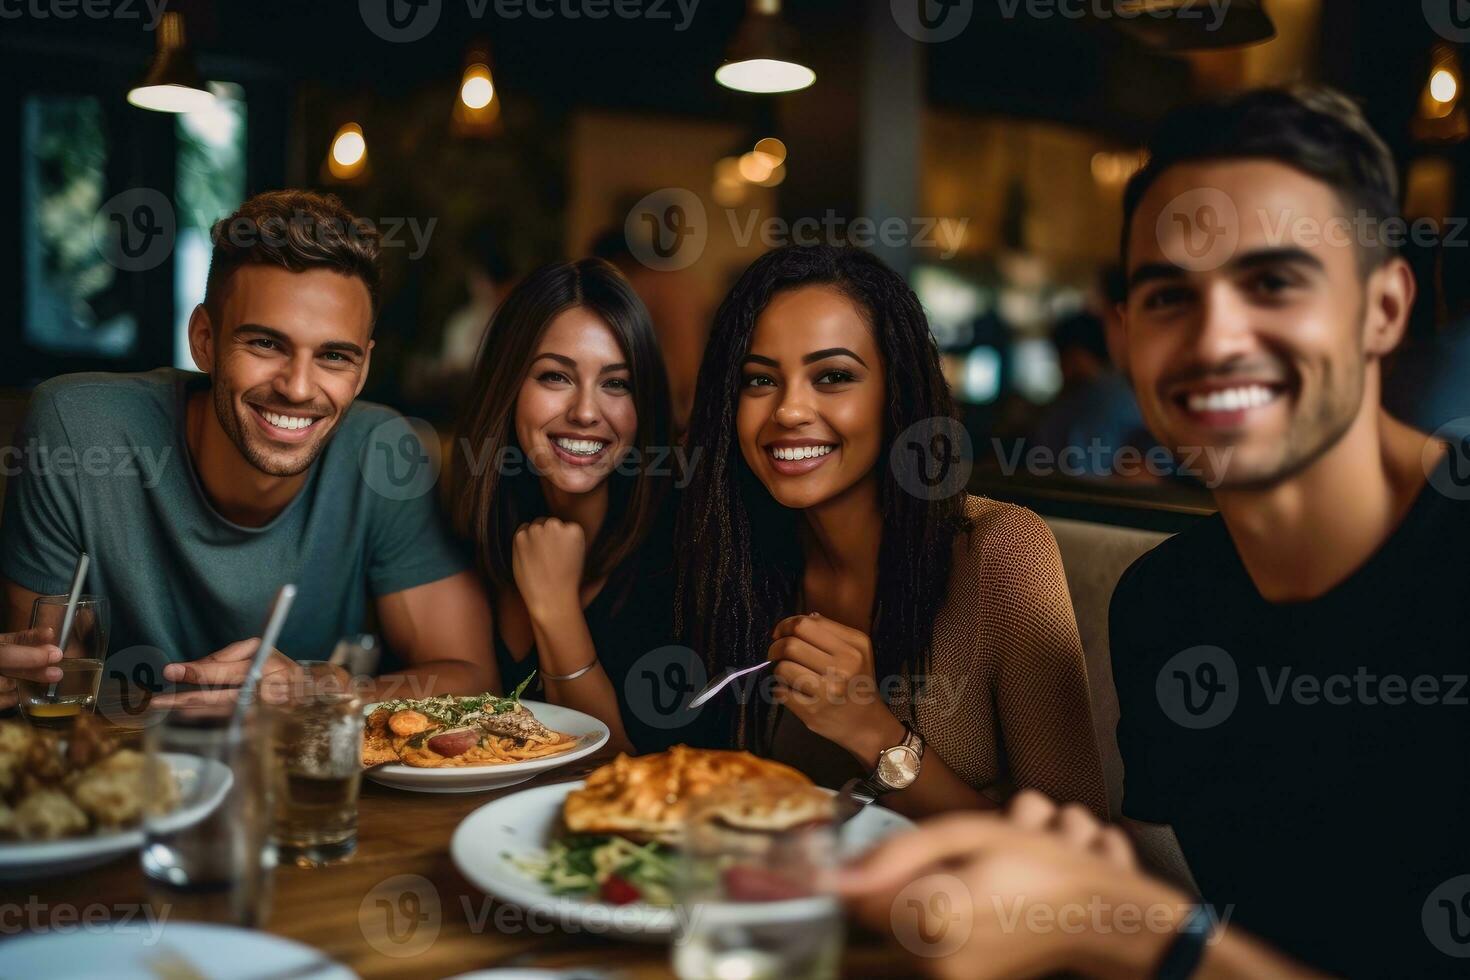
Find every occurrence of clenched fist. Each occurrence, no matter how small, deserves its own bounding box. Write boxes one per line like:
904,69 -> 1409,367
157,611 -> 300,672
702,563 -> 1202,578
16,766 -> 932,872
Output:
512,517 -> 586,622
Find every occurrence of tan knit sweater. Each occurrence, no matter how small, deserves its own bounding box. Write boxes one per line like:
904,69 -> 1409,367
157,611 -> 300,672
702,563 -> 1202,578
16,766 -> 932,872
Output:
770,495 -> 1109,818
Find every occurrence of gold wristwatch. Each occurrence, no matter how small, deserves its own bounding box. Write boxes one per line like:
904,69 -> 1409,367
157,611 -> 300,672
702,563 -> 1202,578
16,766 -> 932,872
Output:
853,727 -> 925,802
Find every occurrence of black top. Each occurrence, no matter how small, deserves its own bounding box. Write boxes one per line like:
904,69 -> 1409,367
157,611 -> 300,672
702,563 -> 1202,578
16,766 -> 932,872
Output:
1111,457 -> 1470,978
494,506 -> 718,754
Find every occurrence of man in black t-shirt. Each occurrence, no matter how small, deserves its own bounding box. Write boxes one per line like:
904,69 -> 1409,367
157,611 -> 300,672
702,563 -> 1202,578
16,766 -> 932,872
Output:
1109,87 -> 1470,977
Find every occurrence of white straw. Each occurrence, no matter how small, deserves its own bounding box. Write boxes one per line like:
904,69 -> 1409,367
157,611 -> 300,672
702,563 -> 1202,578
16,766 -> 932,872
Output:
46,552 -> 90,699
237,584 -> 297,710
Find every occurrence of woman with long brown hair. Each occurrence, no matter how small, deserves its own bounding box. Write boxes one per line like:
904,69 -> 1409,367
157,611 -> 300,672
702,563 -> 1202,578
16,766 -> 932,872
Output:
450,258 -> 699,754
677,244 -> 1106,818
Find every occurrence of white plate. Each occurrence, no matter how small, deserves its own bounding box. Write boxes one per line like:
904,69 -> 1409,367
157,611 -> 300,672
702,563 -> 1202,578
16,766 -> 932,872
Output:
450,780 -> 916,940
363,700 -> 610,794
0,922 -> 355,979
0,752 -> 233,881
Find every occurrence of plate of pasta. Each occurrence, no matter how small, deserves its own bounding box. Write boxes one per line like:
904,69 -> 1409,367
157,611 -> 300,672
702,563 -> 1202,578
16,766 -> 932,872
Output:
361,681 -> 609,793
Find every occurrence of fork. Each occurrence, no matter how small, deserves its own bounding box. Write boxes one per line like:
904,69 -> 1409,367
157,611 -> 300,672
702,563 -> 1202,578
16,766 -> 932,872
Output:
686,661 -> 774,709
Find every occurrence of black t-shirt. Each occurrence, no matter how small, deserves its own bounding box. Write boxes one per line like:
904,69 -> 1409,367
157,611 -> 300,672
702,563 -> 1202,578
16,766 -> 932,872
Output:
494,507 -> 719,755
1111,463 -> 1470,978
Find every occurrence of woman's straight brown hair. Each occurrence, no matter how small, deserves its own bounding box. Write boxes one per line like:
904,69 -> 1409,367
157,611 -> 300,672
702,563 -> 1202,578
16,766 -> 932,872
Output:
448,258 -> 671,594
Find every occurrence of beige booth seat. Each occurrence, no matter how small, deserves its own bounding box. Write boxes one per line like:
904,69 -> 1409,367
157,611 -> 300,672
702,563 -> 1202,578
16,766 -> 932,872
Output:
1043,515 -> 1199,893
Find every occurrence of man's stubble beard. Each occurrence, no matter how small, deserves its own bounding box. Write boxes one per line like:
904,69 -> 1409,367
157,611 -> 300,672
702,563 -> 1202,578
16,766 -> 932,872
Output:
1209,314 -> 1370,494
211,374 -> 330,478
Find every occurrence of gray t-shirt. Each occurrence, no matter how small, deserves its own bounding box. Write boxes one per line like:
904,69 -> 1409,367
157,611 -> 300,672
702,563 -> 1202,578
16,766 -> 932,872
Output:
0,368 -> 468,663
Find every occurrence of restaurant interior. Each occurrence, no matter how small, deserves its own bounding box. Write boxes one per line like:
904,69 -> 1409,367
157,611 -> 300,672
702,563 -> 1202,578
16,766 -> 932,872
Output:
2,0 -> 1468,977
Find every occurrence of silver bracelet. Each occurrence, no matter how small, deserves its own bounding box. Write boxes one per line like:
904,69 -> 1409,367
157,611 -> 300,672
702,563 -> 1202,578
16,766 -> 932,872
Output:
541,658 -> 599,682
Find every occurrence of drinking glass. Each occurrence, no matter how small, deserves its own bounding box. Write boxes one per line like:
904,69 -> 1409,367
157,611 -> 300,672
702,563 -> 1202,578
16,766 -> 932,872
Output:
19,594 -> 108,728
142,703 -> 275,927
266,660 -> 364,867
672,780 -> 843,980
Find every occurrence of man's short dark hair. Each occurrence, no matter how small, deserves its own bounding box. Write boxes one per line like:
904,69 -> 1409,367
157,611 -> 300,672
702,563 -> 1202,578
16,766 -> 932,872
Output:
1121,86 -> 1401,276
203,189 -> 382,321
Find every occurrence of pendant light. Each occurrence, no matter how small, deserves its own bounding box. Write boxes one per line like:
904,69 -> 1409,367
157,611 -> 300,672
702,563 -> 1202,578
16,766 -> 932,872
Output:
716,0 -> 815,94
127,11 -> 216,113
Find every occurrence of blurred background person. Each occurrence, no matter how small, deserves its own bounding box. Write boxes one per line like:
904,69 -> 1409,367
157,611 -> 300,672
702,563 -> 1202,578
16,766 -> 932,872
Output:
441,227 -> 519,374
1029,270 -> 1159,483
1385,238 -> 1470,433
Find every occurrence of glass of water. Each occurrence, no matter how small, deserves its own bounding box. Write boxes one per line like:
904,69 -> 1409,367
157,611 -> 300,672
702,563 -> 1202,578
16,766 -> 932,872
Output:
142,702 -> 274,927
19,594 -> 108,728
672,780 -> 843,980
266,661 -> 363,867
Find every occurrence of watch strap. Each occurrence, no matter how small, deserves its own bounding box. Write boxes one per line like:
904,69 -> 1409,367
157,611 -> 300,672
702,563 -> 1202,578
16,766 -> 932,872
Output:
1154,903 -> 1215,980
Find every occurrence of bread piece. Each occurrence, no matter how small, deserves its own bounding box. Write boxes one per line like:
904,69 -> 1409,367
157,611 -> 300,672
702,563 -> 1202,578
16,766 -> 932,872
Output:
13,788 -> 88,840
562,746 -> 817,844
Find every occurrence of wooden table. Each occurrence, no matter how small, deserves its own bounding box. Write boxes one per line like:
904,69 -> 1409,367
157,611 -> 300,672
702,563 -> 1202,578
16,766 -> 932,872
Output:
1,745 -> 922,979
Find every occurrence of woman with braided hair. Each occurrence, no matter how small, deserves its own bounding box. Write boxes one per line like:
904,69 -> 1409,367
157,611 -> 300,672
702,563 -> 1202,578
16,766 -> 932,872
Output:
677,244 -> 1107,818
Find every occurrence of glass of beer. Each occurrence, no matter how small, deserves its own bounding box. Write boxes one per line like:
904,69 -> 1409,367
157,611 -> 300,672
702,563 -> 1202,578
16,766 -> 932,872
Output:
19,594 -> 108,729
267,660 -> 363,867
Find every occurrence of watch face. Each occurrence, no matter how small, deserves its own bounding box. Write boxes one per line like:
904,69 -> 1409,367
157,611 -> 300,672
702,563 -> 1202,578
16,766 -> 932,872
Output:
877,745 -> 920,788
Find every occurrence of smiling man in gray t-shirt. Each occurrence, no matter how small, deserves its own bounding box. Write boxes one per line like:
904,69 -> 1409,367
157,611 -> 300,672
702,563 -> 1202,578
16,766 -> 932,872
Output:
0,190 -> 496,710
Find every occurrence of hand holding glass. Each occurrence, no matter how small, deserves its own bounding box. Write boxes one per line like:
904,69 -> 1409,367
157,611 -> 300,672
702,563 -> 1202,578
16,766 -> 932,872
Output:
19,594 -> 108,727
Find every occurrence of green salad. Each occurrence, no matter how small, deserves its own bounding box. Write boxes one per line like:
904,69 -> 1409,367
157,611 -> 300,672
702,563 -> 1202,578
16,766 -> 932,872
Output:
512,834 -> 677,906
378,673 -> 535,726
